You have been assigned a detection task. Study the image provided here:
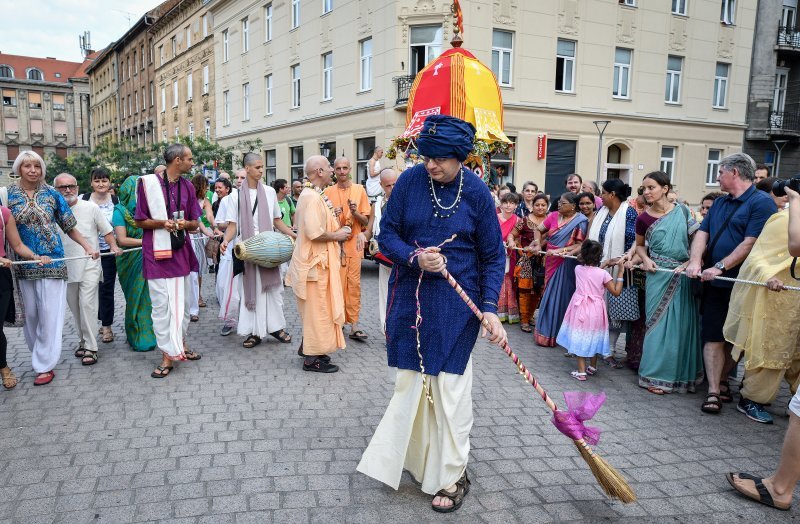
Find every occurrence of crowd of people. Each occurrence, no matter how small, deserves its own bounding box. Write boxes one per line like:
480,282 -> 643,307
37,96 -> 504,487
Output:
0,129 -> 797,512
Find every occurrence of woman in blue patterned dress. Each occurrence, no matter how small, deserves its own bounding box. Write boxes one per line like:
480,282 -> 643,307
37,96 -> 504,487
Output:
6,152 -> 98,386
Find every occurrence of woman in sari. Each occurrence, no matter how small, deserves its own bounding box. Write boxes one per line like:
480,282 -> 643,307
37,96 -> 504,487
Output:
111,175 -> 156,352
508,193 -> 548,333
635,171 -> 703,394
497,192 -> 522,323
534,192 -> 588,347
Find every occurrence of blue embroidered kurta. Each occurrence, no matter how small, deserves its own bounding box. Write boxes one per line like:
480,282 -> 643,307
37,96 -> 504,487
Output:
379,164 -> 505,376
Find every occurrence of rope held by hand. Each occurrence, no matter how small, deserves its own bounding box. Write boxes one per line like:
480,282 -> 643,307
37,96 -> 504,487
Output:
439,265 -> 636,503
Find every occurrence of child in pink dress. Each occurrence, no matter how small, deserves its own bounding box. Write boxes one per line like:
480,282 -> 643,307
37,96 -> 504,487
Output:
556,240 -> 624,381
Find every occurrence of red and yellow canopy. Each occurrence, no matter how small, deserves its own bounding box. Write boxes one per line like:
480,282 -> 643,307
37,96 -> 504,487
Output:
402,47 -> 510,145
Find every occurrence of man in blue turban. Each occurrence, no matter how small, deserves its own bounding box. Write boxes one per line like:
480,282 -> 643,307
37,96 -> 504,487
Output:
357,115 -> 506,513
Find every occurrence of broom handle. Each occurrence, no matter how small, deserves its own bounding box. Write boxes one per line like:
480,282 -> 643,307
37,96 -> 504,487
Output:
440,268 -> 560,414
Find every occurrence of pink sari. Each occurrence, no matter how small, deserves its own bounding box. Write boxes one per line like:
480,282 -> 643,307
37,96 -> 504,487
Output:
498,213 -> 521,323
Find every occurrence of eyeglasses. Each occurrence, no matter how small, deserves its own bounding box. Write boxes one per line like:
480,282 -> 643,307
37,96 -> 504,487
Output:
420,156 -> 449,165
55,184 -> 78,191
557,200 -> 573,206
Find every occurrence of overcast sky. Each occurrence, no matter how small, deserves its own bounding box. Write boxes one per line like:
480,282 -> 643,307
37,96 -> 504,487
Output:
2,0 -> 160,63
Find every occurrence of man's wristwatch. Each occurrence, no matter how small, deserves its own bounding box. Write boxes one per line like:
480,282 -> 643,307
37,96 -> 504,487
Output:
714,261 -> 726,271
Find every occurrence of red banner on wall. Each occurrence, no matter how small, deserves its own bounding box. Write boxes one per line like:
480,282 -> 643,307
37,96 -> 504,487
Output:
537,134 -> 547,160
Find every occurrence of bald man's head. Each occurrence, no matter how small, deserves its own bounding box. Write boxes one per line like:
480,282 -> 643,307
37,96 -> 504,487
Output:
305,155 -> 333,187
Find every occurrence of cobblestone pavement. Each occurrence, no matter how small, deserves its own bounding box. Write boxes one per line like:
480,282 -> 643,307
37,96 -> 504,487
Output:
0,262 -> 798,523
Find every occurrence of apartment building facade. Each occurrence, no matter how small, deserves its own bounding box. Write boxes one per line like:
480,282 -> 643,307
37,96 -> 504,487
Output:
152,0 -> 218,143
85,46 -> 120,148
0,53 -> 92,181
210,0 -> 756,203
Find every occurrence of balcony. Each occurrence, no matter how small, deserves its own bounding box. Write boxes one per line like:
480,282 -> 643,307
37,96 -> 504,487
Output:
769,109 -> 800,136
777,25 -> 800,50
393,75 -> 415,107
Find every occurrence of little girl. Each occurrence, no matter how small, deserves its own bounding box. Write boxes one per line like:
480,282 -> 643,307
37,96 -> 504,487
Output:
556,240 -> 624,381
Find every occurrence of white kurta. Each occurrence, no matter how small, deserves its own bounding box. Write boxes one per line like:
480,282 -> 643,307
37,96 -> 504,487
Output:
215,190 -> 239,322
357,359 -> 473,495
231,185 -> 285,337
58,200 -> 112,353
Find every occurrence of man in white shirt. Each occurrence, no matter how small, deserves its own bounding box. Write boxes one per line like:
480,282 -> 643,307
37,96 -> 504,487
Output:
54,173 -> 122,365
216,169 -> 246,335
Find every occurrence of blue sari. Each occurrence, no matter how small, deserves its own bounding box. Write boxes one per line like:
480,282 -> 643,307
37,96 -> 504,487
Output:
637,205 -> 703,392
534,212 -> 588,347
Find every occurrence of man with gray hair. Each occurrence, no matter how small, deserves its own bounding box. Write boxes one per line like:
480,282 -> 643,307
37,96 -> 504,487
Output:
53,173 -> 122,366
686,152 -> 777,418
135,144 -> 203,378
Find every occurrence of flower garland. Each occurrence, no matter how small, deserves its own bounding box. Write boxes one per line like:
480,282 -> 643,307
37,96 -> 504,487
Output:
302,180 -> 335,212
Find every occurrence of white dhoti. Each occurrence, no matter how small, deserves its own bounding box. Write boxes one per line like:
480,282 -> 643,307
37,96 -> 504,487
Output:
188,272 -> 200,316
19,278 -> 67,373
216,258 -> 239,324
66,264 -> 102,353
357,358 -> 473,495
148,276 -> 191,360
237,272 -> 285,337
791,389 -> 800,417
378,265 -> 391,334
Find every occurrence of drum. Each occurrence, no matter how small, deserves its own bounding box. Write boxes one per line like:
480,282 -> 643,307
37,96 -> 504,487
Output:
233,231 -> 294,268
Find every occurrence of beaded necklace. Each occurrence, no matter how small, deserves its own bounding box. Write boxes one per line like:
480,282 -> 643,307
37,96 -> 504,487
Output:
302,180 -> 335,212
428,167 -> 464,219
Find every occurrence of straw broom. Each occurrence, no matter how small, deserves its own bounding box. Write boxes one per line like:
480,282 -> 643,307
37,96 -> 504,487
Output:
439,266 -> 636,503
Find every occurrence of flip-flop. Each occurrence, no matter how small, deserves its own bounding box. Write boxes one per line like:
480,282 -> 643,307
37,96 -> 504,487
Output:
151,366 -> 173,378
269,329 -> 292,344
184,350 -> 202,360
349,330 -> 368,341
726,472 -> 791,511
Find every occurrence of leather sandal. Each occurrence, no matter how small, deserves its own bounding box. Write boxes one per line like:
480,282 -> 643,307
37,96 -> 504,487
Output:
431,471 -> 470,513
81,351 -> 98,366
701,393 -> 722,414
269,329 -> 292,344
243,335 -> 261,348
1,367 -> 17,390
726,472 -> 791,511
719,380 -> 734,403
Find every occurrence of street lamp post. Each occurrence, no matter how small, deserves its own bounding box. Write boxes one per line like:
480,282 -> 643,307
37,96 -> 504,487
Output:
593,120 -> 611,186
773,139 -> 789,178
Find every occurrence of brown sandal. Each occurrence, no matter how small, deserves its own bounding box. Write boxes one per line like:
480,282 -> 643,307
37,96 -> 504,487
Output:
431,471 -> 470,513
101,327 -> 114,343
1,367 -> 17,390
243,335 -> 261,348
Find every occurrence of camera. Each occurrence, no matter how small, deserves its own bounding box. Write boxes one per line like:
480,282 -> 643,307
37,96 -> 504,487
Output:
772,177 -> 800,197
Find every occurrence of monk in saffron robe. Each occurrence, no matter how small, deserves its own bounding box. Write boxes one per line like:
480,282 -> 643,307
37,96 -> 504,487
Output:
285,155 -> 349,373
357,115 -> 506,512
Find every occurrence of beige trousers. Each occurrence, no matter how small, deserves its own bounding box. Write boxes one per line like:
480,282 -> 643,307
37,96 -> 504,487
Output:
357,358 -> 473,495
66,271 -> 101,353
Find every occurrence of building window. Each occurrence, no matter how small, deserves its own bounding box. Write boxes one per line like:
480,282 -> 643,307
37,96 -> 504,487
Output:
660,146 -> 676,181
141,45 -> 145,69
173,80 -> 179,107
149,40 -> 153,64
172,36 -> 177,57
204,118 -> 211,139
133,51 -> 137,75
707,149 -> 722,185
491,30 -> 513,87
410,25 -> 443,76
322,52 -> 333,101
28,92 -> 42,109
202,14 -> 208,38
203,65 -> 209,94
619,0 -> 636,6
665,55 -> 682,104
188,123 -> 194,140
265,149 -> 277,182
360,38 -> 372,91
175,126 -> 179,137
150,81 -> 154,107
223,30 -> 229,62
264,4 -> 273,41
223,90 -> 230,125
555,39 -> 576,93
672,0 -> 687,16
713,62 -> 729,108
0,65 -> 14,78
186,26 -> 191,49
27,68 -> 43,81
242,82 -> 250,120
52,94 -> 65,110
2,89 -> 17,107
323,0 -> 333,14
356,137 -> 376,185
135,92 -> 139,113
159,46 -> 164,66
161,86 -> 166,112
265,74 -> 273,115
292,0 -> 300,29
128,95 -> 132,116
142,87 -> 146,111
291,64 -> 301,108
187,72 -> 193,101
162,130 -> 167,141
290,146 -> 304,180
721,0 -> 735,25
613,48 -> 632,98
242,17 -> 249,53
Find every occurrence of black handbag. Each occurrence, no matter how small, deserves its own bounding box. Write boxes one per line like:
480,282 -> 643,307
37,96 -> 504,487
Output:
607,271 -> 640,321
532,257 -> 545,288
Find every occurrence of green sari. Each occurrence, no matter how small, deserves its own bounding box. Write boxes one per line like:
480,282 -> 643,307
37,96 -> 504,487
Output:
112,176 -> 156,352
638,205 -> 703,393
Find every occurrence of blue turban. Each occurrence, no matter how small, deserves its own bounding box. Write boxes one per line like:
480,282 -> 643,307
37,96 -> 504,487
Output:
416,115 -> 475,162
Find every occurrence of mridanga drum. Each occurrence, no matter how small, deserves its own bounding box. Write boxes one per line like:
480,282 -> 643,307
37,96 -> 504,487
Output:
234,231 -> 294,268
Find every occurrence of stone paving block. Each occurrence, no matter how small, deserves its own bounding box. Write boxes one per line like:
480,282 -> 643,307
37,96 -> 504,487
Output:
211,494 -> 248,514
174,497 -> 210,517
